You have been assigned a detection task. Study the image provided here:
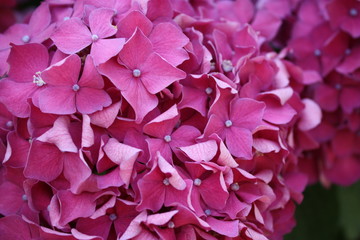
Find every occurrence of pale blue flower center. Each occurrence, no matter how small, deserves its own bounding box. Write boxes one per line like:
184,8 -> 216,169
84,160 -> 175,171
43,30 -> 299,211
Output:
349,8 -> 358,17
205,209 -> 212,216
205,87 -> 213,95
6,121 -> 13,128
91,34 -> 99,41
109,213 -> 117,221
22,35 -> 30,43
163,178 -> 170,185
133,69 -> 141,78
194,178 -> 202,186
222,59 -> 233,72
230,182 -> 240,191
22,194 -> 28,201
314,49 -> 322,57
225,120 -> 233,127
72,84 -> 80,91
167,221 -> 175,228
164,135 -> 172,143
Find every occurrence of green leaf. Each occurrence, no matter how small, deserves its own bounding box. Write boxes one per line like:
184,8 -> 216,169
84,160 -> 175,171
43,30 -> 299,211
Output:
285,184 -> 343,240
336,181 -> 360,240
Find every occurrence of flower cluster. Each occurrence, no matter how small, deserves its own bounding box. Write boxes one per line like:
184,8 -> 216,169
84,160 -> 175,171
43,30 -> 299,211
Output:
0,0 -> 358,240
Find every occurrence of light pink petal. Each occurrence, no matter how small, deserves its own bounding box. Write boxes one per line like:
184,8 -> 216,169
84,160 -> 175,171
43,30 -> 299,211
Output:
89,101 -> 121,128
149,23 -> 189,66
24,141 -> 63,182
263,100 -> 297,125
78,55 -> 104,88
119,211 -> 148,240
118,28 -> 153,69
158,153 -> 186,190
51,18 -> 92,54
0,80 -> 37,118
29,2 -> 51,33
141,53 -> 186,94
206,217 -> 239,237
81,114 -> 94,148
225,127 -> 253,159
76,87 -> 112,114
7,43 -> 49,83
143,104 -> 179,138
37,116 -> 78,153
116,10 -> 153,38
89,8 -> 117,38
179,140 -> 218,162
230,98 -> 265,130
298,99 -> 322,131
214,136 -> 238,168
103,138 -> 142,186
146,210 -> 178,226
91,38 -> 125,66
41,54 -> 81,86
36,86 -> 76,114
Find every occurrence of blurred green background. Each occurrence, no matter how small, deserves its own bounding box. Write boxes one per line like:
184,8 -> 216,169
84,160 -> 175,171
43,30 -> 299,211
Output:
285,182 -> 360,240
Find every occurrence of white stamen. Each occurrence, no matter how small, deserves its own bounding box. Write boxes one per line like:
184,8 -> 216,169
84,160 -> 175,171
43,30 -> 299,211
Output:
22,194 -> 28,201
314,49 -> 322,57
72,84 -> 80,91
33,72 -> 46,86
163,178 -> 170,186
205,209 -> 212,216
133,69 -> 141,78
194,178 -> 202,186
230,182 -> 240,191
22,35 -> 30,43
109,213 -> 117,221
164,135 -> 172,143
210,62 -> 216,71
225,120 -> 233,128
6,121 -> 13,128
349,8 -> 358,17
91,34 -> 99,41
221,60 -> 233,73
167,221 -> 175,228
205,87 -> 213,95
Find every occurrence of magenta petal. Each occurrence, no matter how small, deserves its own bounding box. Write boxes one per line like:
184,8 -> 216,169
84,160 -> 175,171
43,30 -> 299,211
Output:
63,153 -> 92,193
98,58 -> 132,91
76,88 -> 112,114
116,10 -> 153,38
230,98 -> 265,130
149,22 -> 189,66
89,8 -> 117,38
180,140 -> 218,162
226,127 -> 253,159
89,101 -> 121,128
340,87 -> 360,114
24,141 -> 63,182
3,132 -> 29,168
29,2 -> 51,33
118,28 -> 153,69
0,80 -> 37,118
41,54 -> 81,86
91,38 -> 125,66
0,181 -> 23,215
78,55 -> 104,88
7,43 -> 49,82
137,172 -> 166,212
36,86 -> 76,114
141,53 -> 186,94
158,154 -> 186,190
0,216 -> 32,240
51,18 -> 92,54
199,171 -> 229,209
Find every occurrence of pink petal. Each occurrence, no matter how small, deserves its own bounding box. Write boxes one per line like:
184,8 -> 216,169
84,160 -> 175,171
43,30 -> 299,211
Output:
98,58 -> 132,91
118,28 -> 153,69
24,141 -> 63,182
89,8 -> 117,38
41,54 -> 81,86
143,104 -> 179,138
149,22 -> 189,66
89,101 -> 121,128
76,87 -> 112,114
51,18 -> 92,54
29,2 -> 51,34
340,87 -> 360,114
78,55 -> 104,88
37,116 -> 78,153
158,153 -> 186,190
199,171 -> 229,209
298,99 -> 322,131
91,38 -> 125,66
137,171 -> 166,212
225,127 -> 253,159
179,140 -> 218,162
103,138 -> 142,186
146,210 -> 178,226
0,216 -> 32,240
141,53 -> 186,94
7,43 -> 49,83
36,86 -> 76,114
230,98 -> 265,130
116,10 -> 153,38
206,217 -> 239,237
0,181 -> 24,215
3,132 -> 29,168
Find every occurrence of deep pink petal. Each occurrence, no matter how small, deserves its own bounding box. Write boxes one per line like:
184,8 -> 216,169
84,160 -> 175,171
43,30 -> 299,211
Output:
63,153 -> 92,193
3,132 -> 29,168
206,217 -> 239,237
0,216 -> 32,240
199,171 -> 229,209
24,141 -> 63,182
118,28 -> 153,69
137,170 -> 165,212
230,98 -> 265,130
78,55 -> 104,88
141,53 -> 186,94
0,181 -> 23,215
36,86 -> 76,114
98,58 -> 132,91
116,10 -> 153,38
89,8 -> 117,38
76,87 -> 112,114
91,38 -> 125,66
7,43 -> 49,83
225,127 -> 253,159
51,18 -> 92,54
